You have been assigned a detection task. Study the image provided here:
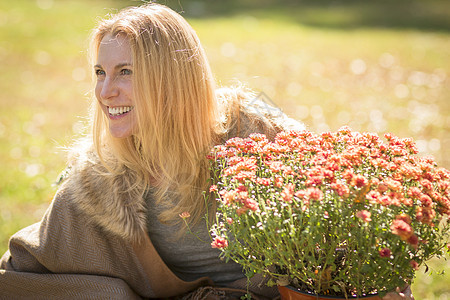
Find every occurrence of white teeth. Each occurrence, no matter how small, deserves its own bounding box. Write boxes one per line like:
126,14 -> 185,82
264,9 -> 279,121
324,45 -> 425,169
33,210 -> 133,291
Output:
108,106 -> 133,116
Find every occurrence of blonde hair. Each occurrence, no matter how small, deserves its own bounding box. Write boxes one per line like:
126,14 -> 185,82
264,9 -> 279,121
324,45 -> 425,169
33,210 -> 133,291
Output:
90,3 -> 220,228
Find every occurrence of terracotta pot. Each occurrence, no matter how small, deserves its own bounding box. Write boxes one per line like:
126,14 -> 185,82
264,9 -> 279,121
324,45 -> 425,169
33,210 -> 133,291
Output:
278,286 -> 381,300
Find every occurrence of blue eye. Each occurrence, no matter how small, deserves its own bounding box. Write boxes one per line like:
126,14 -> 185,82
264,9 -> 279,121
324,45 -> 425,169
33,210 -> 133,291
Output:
95,69 -> 105,76
120,69 -> 132,75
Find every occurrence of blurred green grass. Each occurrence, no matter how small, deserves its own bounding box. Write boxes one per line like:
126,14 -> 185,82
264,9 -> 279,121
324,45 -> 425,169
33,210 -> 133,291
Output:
0,0 -> 449,298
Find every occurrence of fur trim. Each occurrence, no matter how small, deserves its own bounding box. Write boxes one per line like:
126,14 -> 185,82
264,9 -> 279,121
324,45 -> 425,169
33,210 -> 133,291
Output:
64,150 -> 148,243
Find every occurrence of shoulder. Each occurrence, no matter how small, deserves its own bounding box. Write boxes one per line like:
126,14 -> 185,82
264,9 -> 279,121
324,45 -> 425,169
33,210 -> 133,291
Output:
55,139 -> 147,243
216,86 -> 305,141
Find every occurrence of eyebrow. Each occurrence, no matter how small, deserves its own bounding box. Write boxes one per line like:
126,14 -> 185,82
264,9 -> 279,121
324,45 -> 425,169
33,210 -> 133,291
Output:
94,63 -> 133,69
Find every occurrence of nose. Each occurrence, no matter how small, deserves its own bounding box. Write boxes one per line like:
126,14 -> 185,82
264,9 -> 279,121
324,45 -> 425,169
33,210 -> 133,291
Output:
98,76 -> 119,101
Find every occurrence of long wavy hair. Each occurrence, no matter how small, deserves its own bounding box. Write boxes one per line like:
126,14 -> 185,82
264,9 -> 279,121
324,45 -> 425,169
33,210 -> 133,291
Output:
89,3 -> 222,228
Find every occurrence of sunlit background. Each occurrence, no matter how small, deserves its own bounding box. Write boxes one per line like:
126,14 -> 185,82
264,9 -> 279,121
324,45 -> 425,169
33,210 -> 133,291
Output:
0,0 -> 449,298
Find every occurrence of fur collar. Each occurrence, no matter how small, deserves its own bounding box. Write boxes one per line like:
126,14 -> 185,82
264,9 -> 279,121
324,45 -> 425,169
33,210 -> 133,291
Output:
65,150 -> 148,243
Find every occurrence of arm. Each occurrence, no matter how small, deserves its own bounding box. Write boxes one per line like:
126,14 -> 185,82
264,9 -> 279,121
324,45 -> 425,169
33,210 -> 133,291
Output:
0,185 -> 150,298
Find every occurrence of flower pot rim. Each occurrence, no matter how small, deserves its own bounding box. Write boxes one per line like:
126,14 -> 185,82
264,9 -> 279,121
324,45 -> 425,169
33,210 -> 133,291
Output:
281,285 -> 380,299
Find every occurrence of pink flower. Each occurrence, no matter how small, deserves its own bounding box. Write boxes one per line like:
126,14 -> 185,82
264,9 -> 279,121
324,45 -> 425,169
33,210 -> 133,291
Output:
244,198 -> 259,212
249,133 -> 268,143
438,178 -> 450,191
410,260 -> 419,270
377,182 -> 389,193
238,157 -> 258,171
331,181 -> 350,198
306,187 -> 324,202
428,191 -> 442,202
224,166 -> 238,176
267,161 -> 285,173
281,183 -> 295,203
370,178 -> 380,186
352,174 -> 369,188
391,219 -> 413,240
391,146 -> 407,156
371,158 -> 389,169
236,185 -> 247,192
227,156 -> 244,166
384,178 -> 403,192
321,169 -> 334,182
419,194 -> 433,207
407,234 -> 419,249
306,175 -> 323,187
294,190 -> 306,199
379,195 -> 393,206
179,211 -> 190,219
387,192 -> 402,206
225,137 -> 244,148
256,177 -> 271,186
402,137 -> 418,154
356,210 -> 372,222
236,190 -> 249,202
379,248 -> 391,258
420,179 -> 433,191
396,214 -> 411,224
225,157 -> 257,176
282,165 -> 295,177
366,190 -> 381,203
274,176 -> 284,188
416,206 -> 436,225
221,190 -> 237,205
211,236 -> 228,249
407,187 -> 422,198
210,145 -> 228,159
401,197 -> 413,206
338,126 -> 352,135
209,185 -> 218,193
399,163 -> 421,179
233,171 -> 256,183
342,170 -> 355,183
262,142 -> 289,154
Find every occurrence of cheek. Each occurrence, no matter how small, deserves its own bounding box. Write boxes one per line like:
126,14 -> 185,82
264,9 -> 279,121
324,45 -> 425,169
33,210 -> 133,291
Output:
124,82 -> 134,102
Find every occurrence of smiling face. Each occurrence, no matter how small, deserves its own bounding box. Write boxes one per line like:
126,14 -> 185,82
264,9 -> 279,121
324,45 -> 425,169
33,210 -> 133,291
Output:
95,33 -> 135,138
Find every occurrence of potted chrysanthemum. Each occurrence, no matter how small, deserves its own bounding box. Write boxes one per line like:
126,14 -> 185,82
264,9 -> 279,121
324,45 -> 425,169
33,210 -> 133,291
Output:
208,127 -> 450,299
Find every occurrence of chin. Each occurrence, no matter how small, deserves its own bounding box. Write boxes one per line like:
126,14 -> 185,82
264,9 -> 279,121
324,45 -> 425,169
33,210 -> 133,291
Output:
109,128 -> 133,139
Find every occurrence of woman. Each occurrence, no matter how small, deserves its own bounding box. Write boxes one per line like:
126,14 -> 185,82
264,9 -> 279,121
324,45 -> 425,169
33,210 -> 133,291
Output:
0,3 -> 412,299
